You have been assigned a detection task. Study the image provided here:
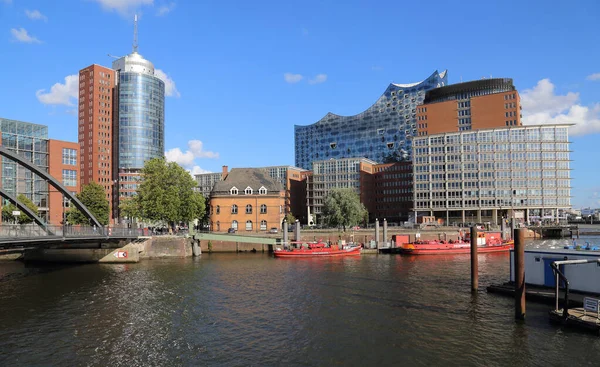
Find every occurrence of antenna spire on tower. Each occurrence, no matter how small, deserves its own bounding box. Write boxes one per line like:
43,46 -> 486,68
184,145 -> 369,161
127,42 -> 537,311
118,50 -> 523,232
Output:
133,14 -> 138,53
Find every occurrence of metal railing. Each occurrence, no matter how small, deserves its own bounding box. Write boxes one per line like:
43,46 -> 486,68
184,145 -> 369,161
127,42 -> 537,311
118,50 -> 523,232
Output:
0,224 -> 144,238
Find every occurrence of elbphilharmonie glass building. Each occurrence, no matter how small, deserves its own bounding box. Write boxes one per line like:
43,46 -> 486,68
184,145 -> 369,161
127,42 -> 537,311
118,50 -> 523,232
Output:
294,70 -> 448,170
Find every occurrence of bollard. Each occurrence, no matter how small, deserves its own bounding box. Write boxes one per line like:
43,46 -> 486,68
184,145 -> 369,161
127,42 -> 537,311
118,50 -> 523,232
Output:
470,226 -> 478,292
375,219 -> 380,249
283,220 -> 289,248
383,219 -> 388,248
510,219 -> 515,240
501,219 -> 506,241
294,220 -> 301,243
514,228 -> 526,320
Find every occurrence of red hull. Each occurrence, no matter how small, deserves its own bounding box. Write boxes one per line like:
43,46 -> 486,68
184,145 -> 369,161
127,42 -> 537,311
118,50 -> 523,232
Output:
399,240 -> 514,255
274,246 -> 362,258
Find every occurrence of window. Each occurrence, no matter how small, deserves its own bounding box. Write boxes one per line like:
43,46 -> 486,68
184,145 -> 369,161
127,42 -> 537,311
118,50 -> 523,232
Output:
216,205 -> 220,214
231,204 -> 238,214
259,186 -> 267,195
246,220 -> 253,231
245,186 -> 253,195
62,169 -> 77,187
260,204 -> 267,214
231,220 -> 238,230
260,220 -> 267,231
62,148 -> 77,165
246,204 -> 252,214
230,187 -> 238,195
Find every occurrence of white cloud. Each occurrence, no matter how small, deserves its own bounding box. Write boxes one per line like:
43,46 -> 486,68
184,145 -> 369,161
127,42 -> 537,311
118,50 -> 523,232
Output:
586,73 -> 600,81
521,78 -> 600,136
157,2 -> 175,16
165,140 -> 219,168
1,0 -> 13,4
10,28 -> 41,43
25,9 -> 48,21
36,74 -> 79,106
190,166 -> 211,175
154,69 -> 180,97
308,73 -> 327,85
284,73 -> 303,84
91,0 -> 153,16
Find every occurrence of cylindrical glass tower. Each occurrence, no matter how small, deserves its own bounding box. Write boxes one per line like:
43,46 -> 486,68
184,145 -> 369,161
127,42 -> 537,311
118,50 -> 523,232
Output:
113,52 -> 165,170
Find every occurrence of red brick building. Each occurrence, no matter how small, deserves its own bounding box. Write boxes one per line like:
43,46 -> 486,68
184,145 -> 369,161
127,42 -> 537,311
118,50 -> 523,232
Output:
48,139 -> 80,225
78,64 -> 116,222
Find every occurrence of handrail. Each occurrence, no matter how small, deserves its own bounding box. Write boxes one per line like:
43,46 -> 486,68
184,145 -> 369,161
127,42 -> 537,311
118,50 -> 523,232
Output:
551,259 -> 600,319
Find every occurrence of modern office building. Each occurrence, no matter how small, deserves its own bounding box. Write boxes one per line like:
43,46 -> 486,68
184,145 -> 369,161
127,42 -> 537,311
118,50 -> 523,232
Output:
195,169 -> 225,198
208,168 -> 285,233
78,64 -> 116,214
307,157 -> 377,225
48,139 -> 79,225
78,16 -> 165,223
412,125 -> 572,225
369,162 -> 413,222
416,78 -> 521,136
0,118 -> 49,222
294,70 -> 448,170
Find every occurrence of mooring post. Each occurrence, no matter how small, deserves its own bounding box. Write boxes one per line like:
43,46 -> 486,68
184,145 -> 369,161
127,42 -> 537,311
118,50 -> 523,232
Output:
383,218 -> 388,248
470,225 -> 478,292
375,219 -> 380,249
510,219 -> 515,240
514,228 -> 526,320
283,219 -> 288,248
294,220 -> 301,244
501,219 -> 506,240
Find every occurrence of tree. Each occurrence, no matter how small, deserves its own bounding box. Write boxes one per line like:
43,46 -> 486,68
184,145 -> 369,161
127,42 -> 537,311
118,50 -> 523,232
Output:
128,158 -> 205,229
284,212 -> 296,225
322,188 -> 367,231
67,182 -> 110,226
1,194 -> 38,224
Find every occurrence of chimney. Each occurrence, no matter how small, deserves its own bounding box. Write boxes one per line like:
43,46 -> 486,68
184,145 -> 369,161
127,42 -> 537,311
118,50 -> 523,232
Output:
222,165 -> 228,179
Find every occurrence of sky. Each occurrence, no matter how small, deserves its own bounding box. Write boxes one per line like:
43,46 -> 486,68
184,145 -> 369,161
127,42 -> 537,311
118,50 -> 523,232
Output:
1,0 -> 599,209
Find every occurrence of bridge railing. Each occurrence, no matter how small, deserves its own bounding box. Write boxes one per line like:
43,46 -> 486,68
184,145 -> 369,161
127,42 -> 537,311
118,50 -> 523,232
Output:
0,224 -> 144,238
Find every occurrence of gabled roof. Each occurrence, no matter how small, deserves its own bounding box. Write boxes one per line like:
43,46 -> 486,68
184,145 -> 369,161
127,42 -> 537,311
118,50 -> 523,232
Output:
212,168 -> 283,195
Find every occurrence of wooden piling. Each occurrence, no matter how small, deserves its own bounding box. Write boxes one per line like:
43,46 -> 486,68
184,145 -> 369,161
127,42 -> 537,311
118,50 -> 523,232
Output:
514,228 -> 526,320
470,226 -> 478,292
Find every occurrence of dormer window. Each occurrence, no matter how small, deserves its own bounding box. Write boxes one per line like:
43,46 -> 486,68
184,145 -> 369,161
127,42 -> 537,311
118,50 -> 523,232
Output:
230,187 -> 238,195
259,186 -> 267,195
245,186 -> 253,195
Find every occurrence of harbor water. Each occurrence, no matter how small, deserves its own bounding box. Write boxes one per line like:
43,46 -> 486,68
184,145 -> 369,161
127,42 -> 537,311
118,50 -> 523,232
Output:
1,237 -> 599,366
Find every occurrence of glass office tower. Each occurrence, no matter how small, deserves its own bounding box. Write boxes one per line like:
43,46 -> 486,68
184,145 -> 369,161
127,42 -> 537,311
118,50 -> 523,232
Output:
112,52 -> 165,170
294,70 -> 448,170
0,118 -> 49,221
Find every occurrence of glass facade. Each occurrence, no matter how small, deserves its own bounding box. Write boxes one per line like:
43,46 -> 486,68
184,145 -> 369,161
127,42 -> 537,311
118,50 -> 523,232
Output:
294,70 -> 448,170
0,118 -> 49,218
117,72 -> 165,169
412,125 -> 571,223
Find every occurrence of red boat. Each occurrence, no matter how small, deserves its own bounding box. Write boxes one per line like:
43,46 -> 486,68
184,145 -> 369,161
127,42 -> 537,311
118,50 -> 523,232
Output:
273,242 -> 362,258
395,231 -> 514,255
398,239 -> 514,255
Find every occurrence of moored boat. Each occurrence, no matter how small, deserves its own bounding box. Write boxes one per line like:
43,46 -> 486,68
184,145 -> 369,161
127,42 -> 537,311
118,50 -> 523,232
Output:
273,241 -> 362,258
398,239 -> 514,255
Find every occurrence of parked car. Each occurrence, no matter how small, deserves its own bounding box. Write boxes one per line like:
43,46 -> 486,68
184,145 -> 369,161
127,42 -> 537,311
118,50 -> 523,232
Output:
269,227 -> 279,234
227,228 -> 236,233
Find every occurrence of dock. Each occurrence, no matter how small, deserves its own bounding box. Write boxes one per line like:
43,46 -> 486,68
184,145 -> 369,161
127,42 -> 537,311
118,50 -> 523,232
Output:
549,308 -> 600,334
487,282 -> 588,307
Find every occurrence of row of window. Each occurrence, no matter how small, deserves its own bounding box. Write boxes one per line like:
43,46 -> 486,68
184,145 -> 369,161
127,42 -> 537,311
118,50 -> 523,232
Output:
214,220 -> 270,231
230,186 -> 268,195
212,204 -> 274,214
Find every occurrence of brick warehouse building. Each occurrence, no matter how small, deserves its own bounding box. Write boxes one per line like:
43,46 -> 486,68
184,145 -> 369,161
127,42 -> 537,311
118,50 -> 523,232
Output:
209,168 -> 285,233
48,139 -> 80,225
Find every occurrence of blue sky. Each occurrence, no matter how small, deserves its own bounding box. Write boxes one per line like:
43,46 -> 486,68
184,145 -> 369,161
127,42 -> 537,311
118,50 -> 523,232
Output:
1,0 -> 599,208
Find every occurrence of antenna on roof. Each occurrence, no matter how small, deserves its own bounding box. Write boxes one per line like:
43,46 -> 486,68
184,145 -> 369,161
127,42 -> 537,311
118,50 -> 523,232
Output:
132,14 -> 138,53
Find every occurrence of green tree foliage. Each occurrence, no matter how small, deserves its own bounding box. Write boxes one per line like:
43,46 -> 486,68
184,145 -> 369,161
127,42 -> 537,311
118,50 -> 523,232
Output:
129,158 -> 205,228
67,182 -> 110,226
322,188 -> 367,231
1,194 -> 39,224
284,212 -> 296,225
